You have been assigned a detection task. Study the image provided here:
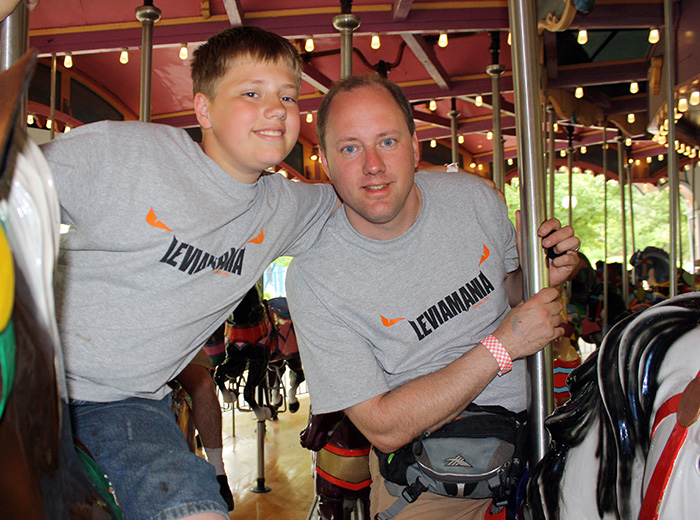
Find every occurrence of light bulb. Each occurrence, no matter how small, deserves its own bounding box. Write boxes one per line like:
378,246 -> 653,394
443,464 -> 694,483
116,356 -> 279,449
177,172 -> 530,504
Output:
560,149 -> 566,157
574,87 -> 583,98
553,123 -> 559,132
119,48 -> 129,64
438,32 -> 448,48
678,97 -> 689,113
179,43 -> 188,60
458,135 -> 464,144
305,38 -> 314,53
507,158 -> 513,165
429,99 -> 437,111
27,114 -> 34,125
630,81 -> 639,94
46,119 -> 52,129
646,156 -> 652,163
577,29 -> 588,45
371,34 -> 381,50
310,153 -> 318,161
507,32 -> 511,46
627,113 -> 636,123
64,125 -> 71,133
469,162 -> 476,169
690,91 -> 700,106
306,113 -> 313,123
478,163 -> 483,171
648,28 -> 660,44
486,131 -> 493,140
475,95 -> 483,107
658,154 -> 664,161
625,137 -> 632,147
64,53 -> 73,68
430,139 -> 437,148
581,146 -> 587,154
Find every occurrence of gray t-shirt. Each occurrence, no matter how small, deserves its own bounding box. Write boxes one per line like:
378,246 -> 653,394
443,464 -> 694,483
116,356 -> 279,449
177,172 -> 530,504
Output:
287,171 -> 523,414
42,120 -> 337,402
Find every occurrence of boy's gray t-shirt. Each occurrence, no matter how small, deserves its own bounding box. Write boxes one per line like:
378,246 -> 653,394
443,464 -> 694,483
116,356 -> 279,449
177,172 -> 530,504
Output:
42,120 -> 337,402
287,171 -> 523,414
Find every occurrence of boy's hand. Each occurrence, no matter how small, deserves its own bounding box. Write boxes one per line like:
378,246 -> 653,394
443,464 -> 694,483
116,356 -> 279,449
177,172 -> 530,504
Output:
492,287 -> 564,360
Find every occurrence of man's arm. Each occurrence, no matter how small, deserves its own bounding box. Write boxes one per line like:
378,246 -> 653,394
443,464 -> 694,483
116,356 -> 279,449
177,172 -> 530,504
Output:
344,286 -> 564,453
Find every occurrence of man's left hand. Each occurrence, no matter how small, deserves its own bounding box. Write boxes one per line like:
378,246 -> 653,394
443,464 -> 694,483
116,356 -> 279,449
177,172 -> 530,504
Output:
538,218 -> 580,286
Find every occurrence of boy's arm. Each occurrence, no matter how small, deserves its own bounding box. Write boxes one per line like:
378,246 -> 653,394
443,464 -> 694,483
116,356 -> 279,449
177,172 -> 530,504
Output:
345,287 -> 564,453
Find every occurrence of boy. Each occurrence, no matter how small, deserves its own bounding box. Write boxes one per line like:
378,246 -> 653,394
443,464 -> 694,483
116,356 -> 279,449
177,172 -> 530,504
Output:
41,26 -> 337,520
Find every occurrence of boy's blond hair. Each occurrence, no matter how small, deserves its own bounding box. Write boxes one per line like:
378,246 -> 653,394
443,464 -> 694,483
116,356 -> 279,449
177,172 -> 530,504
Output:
191,26 -> 302,99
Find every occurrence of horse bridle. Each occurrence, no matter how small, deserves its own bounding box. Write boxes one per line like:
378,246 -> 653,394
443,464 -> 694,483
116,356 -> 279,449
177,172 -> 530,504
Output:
639,371 -> 700,520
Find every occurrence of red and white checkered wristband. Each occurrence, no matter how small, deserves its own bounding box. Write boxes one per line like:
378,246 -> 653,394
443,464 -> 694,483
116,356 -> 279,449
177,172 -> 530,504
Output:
481,334 -> 513,376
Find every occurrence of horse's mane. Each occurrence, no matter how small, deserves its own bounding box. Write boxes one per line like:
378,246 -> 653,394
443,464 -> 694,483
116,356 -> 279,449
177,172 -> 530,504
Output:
528,293 -> 700,519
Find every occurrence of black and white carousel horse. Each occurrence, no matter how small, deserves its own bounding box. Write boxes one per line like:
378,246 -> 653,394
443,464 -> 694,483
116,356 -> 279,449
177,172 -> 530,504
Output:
213,284 -> 305,421
0,51 -> 121,519
528,292 -> 700,520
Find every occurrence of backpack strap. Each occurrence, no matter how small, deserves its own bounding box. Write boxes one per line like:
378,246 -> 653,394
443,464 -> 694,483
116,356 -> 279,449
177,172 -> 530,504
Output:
374,475 -> 430,520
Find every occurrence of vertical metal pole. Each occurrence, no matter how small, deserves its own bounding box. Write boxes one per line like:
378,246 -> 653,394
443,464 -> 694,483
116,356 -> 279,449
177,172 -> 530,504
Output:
508,0 -> 552,465
616,136 -> 629,305
488,63 -> 506,192
665,0 -> 679,297
333,12 -> 360,79
449,97 -> 460,166
547,106 -> 556,220
627,163 -> 636,253
135,2 -> 161,122
1,0 -> 29,123
692,155 -> 698,278
251,385 -> 271,493
602,129 -> 609,333
50,53 -> 57,140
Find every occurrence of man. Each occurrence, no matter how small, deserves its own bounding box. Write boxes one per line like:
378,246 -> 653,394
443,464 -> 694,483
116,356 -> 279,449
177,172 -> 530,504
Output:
286,75 -> 580,519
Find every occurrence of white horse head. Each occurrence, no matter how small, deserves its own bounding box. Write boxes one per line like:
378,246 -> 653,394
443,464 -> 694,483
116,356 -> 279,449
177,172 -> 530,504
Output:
528,293 -> 700,520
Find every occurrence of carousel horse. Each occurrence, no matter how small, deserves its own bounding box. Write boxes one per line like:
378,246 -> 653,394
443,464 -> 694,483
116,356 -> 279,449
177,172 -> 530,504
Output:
213,284 -> 305,421
0,52 -> 121,519
629,247 -> 697,312
528,292 -> 700,520
301,411 -> 372,520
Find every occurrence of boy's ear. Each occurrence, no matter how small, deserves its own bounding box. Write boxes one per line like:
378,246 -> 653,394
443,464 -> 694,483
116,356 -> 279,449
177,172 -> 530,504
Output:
194,92 -> 212,130
319,148 -> 332,181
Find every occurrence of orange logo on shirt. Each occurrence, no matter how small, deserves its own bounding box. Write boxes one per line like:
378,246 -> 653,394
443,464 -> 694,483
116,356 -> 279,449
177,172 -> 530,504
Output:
381,315 -> 404,327
146,207 -> 172,232
248,229 -> 264,244
479,244 -> 490,265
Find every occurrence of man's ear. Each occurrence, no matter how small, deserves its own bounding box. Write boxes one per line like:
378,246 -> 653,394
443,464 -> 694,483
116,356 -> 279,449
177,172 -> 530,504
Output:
412,132 -> 421,165
194,93 -> 212,130
319,148 -> 333,181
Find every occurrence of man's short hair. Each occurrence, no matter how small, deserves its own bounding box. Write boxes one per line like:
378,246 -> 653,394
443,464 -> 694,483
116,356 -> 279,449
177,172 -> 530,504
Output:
316,75 -> 415,152
191,26 -> 302,99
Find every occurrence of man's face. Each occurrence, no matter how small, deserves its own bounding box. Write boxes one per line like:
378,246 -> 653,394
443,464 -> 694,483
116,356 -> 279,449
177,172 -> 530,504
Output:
195,58 -> 300,183
320,85 -> 421,240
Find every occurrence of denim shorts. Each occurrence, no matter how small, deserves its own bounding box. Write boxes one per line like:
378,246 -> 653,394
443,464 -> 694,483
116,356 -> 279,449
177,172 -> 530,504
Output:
70,395 -> 229,520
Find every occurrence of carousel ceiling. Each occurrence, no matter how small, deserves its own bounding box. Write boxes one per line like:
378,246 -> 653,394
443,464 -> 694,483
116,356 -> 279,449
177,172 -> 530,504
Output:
21,0 -> 700,183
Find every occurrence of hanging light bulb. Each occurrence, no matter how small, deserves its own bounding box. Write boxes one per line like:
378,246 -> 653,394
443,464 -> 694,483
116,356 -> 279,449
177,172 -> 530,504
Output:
678,97 -> 689,113
635,159 -> 641,165
690,90 -> 700,106
577,29 -> 588,45
658,154 -> 664,161
458,135 -> 464,144
429,99 -> 437,111
628,157 -> 633,164
305,37 -> 315,52
648,28 -> 660,44
469,162 -> 476,169
507,32 -> 511,46
64,125 -> 71,133
507,158 -> 513,165
475,95 -> 483,107
478,163 -> 483,171
310,152 -> 318,161
553,123 -> 559,132
179,43 -> 188,60
306,113 -> 313,123
27,114 -> 34,125
625,137 -> 632,147
371,33 -> 381,50
46,119 -> 52,129
630,81 -> 639,94
560,149 -> 566,157
574,87 -> 584,99
119,48 -> 129,64
580,146 -> 587,154
627,113 -> 636,123
438,31 -> 448,48
486,131 -> 493,140
646,156 -> 652,163
430,139 -> 437,148
64,52 -> 73,69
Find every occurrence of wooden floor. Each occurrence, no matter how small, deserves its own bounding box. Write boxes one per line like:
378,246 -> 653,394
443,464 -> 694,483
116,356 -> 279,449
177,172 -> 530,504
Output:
219,395 -> 318,520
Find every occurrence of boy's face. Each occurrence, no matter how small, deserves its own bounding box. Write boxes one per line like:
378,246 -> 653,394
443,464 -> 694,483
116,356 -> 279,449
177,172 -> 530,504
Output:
195,57 -> 300,183
320,85 -> 421,241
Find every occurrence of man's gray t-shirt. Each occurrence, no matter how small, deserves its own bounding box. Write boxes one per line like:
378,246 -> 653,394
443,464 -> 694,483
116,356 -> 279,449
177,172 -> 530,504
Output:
42,121 -> 337,402
287,171 -> 523,414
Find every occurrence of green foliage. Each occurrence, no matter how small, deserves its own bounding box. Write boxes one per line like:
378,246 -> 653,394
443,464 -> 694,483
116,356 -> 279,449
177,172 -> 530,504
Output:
503,171 -> 692,270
